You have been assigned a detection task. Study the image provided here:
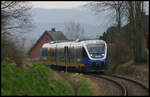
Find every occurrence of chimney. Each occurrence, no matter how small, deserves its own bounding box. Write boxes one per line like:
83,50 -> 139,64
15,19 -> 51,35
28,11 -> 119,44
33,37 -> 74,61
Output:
51,28 -> 55,32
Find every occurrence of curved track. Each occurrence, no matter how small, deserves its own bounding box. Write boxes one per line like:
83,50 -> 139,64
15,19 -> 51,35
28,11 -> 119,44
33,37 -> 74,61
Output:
103,73 -> 149,96
90,74 -> 127,96
87,73 -> 149,96
47,65 -> 149,96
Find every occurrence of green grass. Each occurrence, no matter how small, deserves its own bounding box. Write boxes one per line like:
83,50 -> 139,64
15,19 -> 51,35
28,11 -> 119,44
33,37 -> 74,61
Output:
1,61 -> 74,96
59,72 -> 93,96
77,79 -> 92,96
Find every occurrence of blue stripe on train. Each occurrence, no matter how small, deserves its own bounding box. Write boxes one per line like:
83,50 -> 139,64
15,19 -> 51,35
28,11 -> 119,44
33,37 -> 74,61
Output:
82,57 -> 108,68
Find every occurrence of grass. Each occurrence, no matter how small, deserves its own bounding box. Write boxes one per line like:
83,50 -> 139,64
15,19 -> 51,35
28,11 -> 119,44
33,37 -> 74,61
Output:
59,72 -> 93,96
2,61 -> 74,96
77,79 -> 92,96
2,61 -> 94,96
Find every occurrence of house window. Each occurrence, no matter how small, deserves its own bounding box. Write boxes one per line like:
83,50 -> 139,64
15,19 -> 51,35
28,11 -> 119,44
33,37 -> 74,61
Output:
45,37 -> 48,41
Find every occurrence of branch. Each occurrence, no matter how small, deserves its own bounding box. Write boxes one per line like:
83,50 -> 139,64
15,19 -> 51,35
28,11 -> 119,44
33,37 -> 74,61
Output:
4,26 -> 22,29
1,1 -> 15,9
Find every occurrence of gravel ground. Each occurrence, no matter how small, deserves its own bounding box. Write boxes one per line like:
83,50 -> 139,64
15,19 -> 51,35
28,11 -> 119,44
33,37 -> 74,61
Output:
100,75 -> 149,96
84,75 -> 123,96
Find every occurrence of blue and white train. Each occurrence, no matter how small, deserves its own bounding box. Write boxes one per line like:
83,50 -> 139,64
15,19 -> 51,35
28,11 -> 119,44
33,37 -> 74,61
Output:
41,39 -> 108,71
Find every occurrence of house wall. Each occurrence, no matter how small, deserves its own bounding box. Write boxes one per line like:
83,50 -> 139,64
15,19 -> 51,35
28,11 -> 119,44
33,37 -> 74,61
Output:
29,33 -> 52,60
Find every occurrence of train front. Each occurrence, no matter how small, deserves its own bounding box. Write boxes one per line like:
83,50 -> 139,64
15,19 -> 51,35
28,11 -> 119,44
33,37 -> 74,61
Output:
83,40 -> 108,71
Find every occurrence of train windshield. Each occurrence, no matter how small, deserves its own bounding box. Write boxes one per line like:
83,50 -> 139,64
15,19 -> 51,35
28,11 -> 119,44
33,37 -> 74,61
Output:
86,44 -> 105,58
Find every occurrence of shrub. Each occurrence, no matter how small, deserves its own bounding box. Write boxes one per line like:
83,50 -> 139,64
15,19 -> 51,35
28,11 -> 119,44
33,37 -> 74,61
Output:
2,36 -> 25,67
108,42 -> 132,65
116,61 -> 135,75
107,42 -> 132,72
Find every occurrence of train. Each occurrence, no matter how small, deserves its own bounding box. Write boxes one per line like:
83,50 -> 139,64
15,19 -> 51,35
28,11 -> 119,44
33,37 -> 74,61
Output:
41,39 -> 108,72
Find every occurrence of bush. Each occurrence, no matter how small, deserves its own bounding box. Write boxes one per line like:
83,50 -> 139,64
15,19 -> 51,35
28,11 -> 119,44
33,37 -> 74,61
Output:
108,42 -> 132,65
77,79 -> 92,96
107,42 -> 132,72
2,36 -> 25,67
115,61 -> 135,75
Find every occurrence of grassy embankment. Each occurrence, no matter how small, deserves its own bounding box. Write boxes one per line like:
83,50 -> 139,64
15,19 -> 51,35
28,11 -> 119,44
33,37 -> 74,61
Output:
2,61 -> 93,96
59,72 -> 93,96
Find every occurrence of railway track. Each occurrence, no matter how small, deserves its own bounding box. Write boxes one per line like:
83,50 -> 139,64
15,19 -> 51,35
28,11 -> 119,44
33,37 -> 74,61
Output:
86,71 -> 149,96
90,74 -> 127,96
102,73 -> 149,96
48,65 -> 149,96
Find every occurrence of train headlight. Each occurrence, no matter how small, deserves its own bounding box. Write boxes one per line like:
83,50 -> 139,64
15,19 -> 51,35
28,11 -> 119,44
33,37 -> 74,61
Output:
90,54 -> 93,57
101,54 -> 104,56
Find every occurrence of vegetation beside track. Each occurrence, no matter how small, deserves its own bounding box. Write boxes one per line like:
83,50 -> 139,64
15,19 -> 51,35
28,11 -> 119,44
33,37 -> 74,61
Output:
2,61 -> 73,96
59,72 -> 93,96
2,61 -> 94,96
107,60 -> 149,82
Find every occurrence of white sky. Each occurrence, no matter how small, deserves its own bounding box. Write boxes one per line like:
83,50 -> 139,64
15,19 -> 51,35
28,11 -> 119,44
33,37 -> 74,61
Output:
30,1 -> 90,9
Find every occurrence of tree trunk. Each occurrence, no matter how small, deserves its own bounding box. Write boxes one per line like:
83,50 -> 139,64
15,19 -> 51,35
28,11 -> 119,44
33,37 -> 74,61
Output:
128,1 -> 145,63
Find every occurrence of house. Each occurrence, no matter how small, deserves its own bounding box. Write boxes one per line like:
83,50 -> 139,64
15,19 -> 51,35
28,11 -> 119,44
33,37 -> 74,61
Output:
28,28 -> 67,61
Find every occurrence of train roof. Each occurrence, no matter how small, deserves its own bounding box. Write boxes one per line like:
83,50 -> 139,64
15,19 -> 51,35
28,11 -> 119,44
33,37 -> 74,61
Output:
42,39 -> 106,48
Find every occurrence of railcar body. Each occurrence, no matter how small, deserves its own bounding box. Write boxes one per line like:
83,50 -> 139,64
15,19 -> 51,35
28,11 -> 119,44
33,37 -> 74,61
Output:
41,40 -> 108,71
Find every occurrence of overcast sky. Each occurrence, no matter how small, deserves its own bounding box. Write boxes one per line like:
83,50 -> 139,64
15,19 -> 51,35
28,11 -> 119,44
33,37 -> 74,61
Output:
30,1 -> 90,9
30,1 -> 149,14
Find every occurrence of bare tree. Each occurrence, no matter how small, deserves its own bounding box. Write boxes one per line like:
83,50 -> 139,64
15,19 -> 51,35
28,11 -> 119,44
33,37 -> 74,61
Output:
1,1 -> 33,36
1,1 -> 33,67
85,1 -> 126,42
125,1 -> 146,63
64,22 -> 85,41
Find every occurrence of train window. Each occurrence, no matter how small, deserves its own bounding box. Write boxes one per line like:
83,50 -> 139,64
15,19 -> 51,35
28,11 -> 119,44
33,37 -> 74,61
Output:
49,48 -> 51,56
53,48 -> 56,62
49,47 -> 51,61
68,47 -> 71,63
58,47 -> 65,62
52,48 -> 54,57
45,49 -> 47,57
56,47 -> 59,62
69,46 -> 74,63
42,48 -> 48,60
56,48 -> 59,62
50,48 -> 56,62
76,46 -> 82,63
54,47 -> 57,62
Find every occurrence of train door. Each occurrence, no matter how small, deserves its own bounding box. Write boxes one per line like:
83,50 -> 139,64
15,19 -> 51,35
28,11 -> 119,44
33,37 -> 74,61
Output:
64,46 -> 69,66
49,47 -> 55,64
76,46 -> 83,64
